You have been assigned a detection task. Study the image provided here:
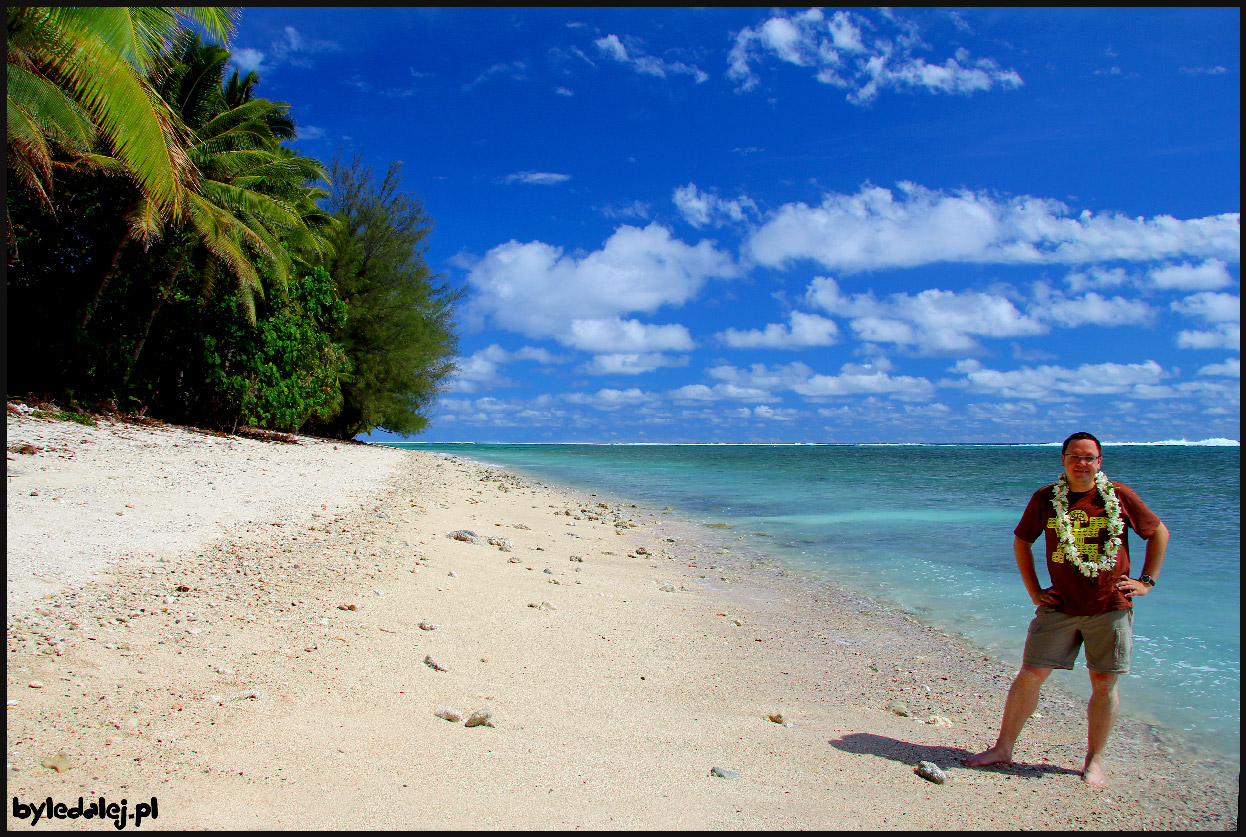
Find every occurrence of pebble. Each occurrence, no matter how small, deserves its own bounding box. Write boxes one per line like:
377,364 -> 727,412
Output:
28,681 -> 44,689
40,752 -> 72,773
767,712 -> 786,724
658,583 -> 677,593
464,708 -> 494,728
433,706 -> 462,722
448,530 -> 481,544
709,766 -> 740,779
418,621 -> 439,631
488,536 -> 514,552
886,700 -> 910,717
915,761 -> 947,784
424,655 -> 448,672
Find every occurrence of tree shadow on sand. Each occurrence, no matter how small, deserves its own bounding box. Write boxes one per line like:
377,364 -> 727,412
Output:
829,733 -> 1082,779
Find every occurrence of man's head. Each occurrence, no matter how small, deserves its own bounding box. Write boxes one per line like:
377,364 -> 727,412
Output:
1061,431 -> 1102,457
1061,431 -> 1102,490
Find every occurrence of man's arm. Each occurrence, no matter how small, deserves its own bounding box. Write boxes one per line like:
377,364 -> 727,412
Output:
1117,521 -> 1169,598
1015,536 -> 1060,606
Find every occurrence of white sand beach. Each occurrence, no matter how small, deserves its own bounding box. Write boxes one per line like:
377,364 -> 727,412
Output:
5,410 -> 1238,829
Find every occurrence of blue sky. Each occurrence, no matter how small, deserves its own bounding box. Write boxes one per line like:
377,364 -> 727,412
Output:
228,7 -> 1240,444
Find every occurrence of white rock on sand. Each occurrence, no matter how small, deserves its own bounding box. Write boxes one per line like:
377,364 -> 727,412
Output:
4,411 -> 1238,830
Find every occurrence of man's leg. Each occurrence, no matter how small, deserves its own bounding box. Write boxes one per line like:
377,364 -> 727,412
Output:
965,664 -> 1052,766
1082,670 -> 1118,788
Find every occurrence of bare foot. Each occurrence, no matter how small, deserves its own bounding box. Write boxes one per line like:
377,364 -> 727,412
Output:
1081,759 -> 1108,789
964,745 -> 1013,767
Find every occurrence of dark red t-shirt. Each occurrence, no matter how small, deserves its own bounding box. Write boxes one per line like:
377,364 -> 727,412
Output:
1014,481 -> 1162,616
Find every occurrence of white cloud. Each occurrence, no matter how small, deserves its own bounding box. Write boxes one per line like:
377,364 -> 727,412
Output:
1033,289 -> 1154,328
465,223 -> 737,346
564,317 -> 694,353
1175,325 -> 1240,350
747,182 -> 1241,271
1170,292 -> 1241,323
954,358 -> 1169,399
231,26 -> 339,78
702,360 -> 934,402
449,344 -> 566,393
597,200 -> 651,221
718,311 -> 839,349
502,171 -> 571,186
1149,259 -> 1235,290
792,367 -> 936,400
594,34 -> 708,84
579,352 -> 689,376
230,47 -> 266,75
672,183 -> 759,228
728,8 -> 1022,104
464,60 -> 528,91
667,382 -> 778,403
1063,266 -> 1133,292
563,387 -> 655,410
805,276 -> 1044,353
1198,357 -> 1240,377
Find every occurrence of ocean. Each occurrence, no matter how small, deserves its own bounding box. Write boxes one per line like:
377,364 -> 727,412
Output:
386,442 -> 1240,762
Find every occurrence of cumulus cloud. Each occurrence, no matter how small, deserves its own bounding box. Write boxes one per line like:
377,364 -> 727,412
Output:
502,171 -> 572,186
673,183 -> 759,228
727,8 -> 1022,104
718,311 -> 839,349
449,344 -> 566,393
594,34 -> 708,83
1171,292 -> 1241,323
579,352 -> 689,376
564,317 -> 694,353
1175,325 -> 1240,350
805,276 -> 1044,354
700,360 -> 934,402
954,358 -> 1170,399
1148,259 -> 1235,290
563,387 -> 655,410
746,182 -> 1241,272
1032,287 -> 1154,328
1198,357 -> 1240,377
465,223 -> 737,350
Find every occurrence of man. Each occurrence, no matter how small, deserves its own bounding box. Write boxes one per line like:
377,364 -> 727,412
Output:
965,431 -> 1169,788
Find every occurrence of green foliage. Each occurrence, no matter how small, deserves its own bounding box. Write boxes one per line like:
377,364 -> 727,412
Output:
188,265 -> 349,431
311,151 -> 463,439
7,20 -> 460,441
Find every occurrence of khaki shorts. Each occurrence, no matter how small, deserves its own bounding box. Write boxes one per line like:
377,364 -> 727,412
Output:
1023,606 -> 1133,674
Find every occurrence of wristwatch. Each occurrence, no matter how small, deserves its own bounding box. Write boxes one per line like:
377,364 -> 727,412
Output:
1139,574 -> 1156,588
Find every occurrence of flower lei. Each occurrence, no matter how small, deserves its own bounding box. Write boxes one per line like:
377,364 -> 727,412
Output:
1051,471 -> 1125,578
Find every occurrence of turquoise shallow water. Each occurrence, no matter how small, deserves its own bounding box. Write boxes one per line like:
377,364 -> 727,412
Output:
388,442 -> 1240,762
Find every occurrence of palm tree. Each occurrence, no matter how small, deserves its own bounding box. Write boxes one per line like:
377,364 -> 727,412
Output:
101,32 -> 335,373
6,7 -> 238,229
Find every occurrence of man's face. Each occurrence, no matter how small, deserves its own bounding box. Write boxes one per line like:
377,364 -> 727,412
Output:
1062,439 -> 1102,488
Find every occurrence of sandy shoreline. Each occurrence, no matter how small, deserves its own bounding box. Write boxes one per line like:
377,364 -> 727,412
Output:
5,412 -> 1238,829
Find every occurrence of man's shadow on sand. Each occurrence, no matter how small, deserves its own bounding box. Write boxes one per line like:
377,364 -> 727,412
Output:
829,733 -> 1081,779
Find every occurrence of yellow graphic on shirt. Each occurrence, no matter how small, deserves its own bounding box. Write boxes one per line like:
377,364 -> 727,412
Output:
1047,509 -> 1110,564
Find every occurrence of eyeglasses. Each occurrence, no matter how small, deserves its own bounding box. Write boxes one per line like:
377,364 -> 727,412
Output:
1063,455 -> 1101,465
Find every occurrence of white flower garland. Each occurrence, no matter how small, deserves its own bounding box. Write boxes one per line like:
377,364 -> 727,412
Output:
1051,471 -> 1125,578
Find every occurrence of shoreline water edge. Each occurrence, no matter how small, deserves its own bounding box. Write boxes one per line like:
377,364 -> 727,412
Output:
6,414 -> 1238,829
